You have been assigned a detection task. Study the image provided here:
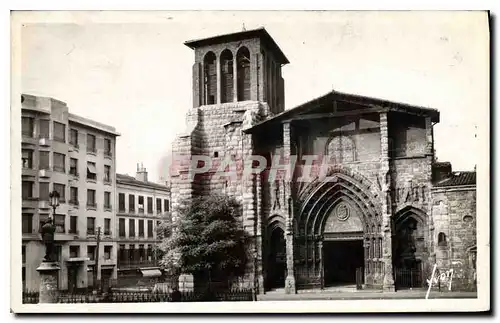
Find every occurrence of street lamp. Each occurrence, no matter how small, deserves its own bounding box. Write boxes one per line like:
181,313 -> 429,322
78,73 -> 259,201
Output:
37,191 -> 61,303
49,190 -> 60,217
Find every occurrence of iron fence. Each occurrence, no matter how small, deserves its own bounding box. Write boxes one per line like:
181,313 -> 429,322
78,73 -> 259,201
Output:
22,287 -> 254,304
394,268 -> 423,290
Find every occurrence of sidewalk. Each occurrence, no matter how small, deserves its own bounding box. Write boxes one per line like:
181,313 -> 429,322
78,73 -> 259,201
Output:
257,288 -> 477,301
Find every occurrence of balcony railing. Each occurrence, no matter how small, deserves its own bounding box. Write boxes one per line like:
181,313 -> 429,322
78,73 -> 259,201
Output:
117,259 -> 159,269
86,203 -> 97,210
104,151 -> 112,158
87,147 -> 96,154
53,166 -> 65,173
69,199 -> 79,206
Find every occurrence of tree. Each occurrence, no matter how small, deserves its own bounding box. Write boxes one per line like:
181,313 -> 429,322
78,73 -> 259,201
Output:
157,195 -> 250,287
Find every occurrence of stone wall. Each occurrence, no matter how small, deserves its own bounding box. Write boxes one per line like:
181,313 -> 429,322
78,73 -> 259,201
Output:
431,186 -> 477,291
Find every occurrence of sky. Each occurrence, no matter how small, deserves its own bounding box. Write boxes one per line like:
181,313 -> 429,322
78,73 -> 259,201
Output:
18,11 -> 489,182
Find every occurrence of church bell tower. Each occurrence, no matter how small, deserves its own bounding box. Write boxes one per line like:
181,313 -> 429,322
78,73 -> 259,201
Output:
184,27 -> 289,114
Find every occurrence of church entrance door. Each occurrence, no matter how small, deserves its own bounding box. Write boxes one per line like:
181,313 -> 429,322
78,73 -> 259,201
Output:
323,239 -> 364,287
267,228 -> 286,290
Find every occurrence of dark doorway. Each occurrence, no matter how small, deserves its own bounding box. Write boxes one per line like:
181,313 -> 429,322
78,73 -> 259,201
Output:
267,228 -> 286,290
67,265 -> 78,292
323,240 -> 364,286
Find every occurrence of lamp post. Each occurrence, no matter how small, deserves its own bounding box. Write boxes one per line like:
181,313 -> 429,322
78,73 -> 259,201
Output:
36,190 -> 61,303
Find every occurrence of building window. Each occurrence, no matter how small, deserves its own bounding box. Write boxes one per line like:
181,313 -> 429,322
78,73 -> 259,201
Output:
69,216 -> 77,234
104,192 -> 111,210
87,134 -> 96,153
118,244 -> 126,263
119,218 -> 125,237
22,181 -> 33,199
129,194 -> 135,213
147,244 -> 153,261
39,151 -> 50,170
70,245 -> 79,258
104,165 -> 111,183
54,214 -> 65,233
22,245 -> 26,264
53,152 -> 65,173
53,183 -> 66,203
87,189 -> 96,208
22,116 -> 34,137
104,138 -> 112,157
138,196 -> 144,213
237,46 -> 251,101
139,244 -> 145,262
147,197 -> 153,214
104,246 -> 112,260
69,158 -> 78,176
118,193 -> 125,212
156,198 -> 162,214
438,232 -> 447,247
147,220 -> 153,238
53,121 -> 66,143
87,217 -> 96,235
139,220 -> 144,237
87,246 -> 96,261
164,199 -> 170,212
129,219 -> 135,237
129,245 -> 135,261
22,213 -> 33,234
69,187 -> 78,205
87,162 -> 97,181
39,182 -> 50,201
22,149 -> 33,169
39,119 -> 49,139
104,218 -> 111,235
69,129 -> 78,147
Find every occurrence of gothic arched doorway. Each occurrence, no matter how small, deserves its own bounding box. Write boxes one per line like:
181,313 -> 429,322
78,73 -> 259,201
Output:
392,206 -> 427,289
295,169 -> 383,289
267,227 -> 286,290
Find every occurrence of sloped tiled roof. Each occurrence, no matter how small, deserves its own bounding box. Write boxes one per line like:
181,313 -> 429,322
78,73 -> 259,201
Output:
434,171 -> 476,187
116,173 -> 170,191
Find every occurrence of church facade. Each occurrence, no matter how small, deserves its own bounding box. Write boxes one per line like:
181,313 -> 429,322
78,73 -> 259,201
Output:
171,28 -> 477,293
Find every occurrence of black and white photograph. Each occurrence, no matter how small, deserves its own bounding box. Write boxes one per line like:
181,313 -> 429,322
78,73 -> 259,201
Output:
10,10 -> 490,313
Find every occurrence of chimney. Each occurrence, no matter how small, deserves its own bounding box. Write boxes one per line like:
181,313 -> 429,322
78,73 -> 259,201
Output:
136,162 -> 148,182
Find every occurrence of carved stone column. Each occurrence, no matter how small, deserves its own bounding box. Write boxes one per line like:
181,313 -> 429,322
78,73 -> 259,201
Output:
283,122 -> 296,294
380,112 -> 395,291
318,239 -> 324,289
216,53 -> 221,104
233,55 -> 238,102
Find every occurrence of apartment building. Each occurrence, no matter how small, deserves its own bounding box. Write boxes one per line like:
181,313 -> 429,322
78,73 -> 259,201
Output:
116,164 -> 171,288
21,93 -> 120,291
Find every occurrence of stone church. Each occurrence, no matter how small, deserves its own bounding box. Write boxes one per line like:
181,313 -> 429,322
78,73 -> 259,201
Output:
171,28 -> 477,293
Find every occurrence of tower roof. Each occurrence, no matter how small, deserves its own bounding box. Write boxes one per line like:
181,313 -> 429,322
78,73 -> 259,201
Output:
184,27 -> 289,64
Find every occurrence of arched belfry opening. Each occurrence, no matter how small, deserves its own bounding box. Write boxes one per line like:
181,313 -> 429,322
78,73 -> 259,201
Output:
203,51 -> 217,105
220,49 -> 234,103
236,47 -> 251,101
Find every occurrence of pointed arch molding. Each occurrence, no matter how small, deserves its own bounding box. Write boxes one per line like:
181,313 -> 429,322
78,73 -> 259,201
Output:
268,212 -> 287,232
295,167 -> 383,238
393,204 -> 427,231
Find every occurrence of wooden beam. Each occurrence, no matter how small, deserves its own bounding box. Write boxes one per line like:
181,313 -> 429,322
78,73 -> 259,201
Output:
283,107 -> 388,122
